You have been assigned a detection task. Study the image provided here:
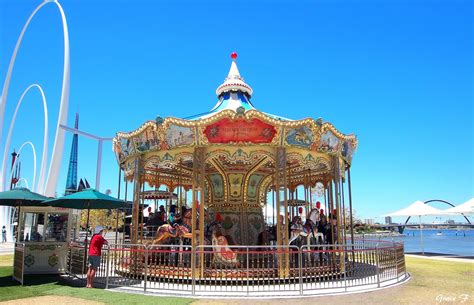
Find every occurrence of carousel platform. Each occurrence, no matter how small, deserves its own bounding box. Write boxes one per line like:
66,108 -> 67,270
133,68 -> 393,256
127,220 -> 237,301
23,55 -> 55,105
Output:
66,240 -> 408,297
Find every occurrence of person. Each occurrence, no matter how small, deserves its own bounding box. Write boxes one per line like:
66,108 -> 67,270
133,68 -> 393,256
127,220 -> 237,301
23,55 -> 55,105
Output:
1,226 -> 6,243
86,226 -> 108,288
168,205 -> 177,224
32,230 -> 42,242
158,205 -> 165,222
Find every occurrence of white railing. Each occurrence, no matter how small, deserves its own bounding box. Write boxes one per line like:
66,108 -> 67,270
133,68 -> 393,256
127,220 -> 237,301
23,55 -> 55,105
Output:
66,240 -> 407,297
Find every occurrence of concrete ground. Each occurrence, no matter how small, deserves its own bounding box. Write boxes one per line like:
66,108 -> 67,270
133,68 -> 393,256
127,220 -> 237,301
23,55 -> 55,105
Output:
0,242 -> 14,255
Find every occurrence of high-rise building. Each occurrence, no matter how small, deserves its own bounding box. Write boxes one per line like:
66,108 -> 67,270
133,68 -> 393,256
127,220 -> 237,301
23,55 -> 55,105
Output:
64,113 -> 79,195
385,216 -> 392,224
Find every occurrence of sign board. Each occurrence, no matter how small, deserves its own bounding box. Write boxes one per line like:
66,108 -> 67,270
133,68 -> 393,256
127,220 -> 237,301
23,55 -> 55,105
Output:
204,118 -> 276,144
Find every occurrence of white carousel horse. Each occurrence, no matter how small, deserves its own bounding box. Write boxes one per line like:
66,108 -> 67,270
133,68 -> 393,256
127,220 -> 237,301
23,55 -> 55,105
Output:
289,217 -> 308,246
209,222 -> 239,266
304,208 -> 323,244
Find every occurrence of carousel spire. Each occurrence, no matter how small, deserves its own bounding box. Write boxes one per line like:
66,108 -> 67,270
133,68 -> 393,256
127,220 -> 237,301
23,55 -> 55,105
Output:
216,52 -> 253,97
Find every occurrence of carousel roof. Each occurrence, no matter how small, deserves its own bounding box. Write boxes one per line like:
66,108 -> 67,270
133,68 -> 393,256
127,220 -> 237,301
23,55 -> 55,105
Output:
185,53 -> 291,121
113,53 -> 358,183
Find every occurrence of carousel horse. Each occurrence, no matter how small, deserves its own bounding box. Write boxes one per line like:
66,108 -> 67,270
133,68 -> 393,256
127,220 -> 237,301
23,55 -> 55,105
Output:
304,208 -> 323,245
289,216 -> 308,246
207,220 -> 239,266
152,209 -> 194,245
211,230 -> 238,266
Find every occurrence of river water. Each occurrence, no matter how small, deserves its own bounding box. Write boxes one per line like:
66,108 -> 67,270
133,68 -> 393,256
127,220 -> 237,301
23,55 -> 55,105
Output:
371,229 -> 474,256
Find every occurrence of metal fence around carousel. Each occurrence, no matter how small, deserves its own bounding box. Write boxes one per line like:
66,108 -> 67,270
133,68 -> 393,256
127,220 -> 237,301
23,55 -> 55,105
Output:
66,240 -> 408,297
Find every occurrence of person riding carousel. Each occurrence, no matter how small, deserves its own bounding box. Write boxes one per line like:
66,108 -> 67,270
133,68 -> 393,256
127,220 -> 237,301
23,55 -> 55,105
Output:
289,215 -> 307,246
290,216 -> 304,234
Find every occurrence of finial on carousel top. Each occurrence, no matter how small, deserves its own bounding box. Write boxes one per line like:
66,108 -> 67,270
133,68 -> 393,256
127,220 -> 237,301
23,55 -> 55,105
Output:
216,52 -> 253,97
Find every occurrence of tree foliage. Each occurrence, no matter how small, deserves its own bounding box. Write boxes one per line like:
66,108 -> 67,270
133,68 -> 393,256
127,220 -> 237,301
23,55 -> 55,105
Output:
80,209 -> 124,231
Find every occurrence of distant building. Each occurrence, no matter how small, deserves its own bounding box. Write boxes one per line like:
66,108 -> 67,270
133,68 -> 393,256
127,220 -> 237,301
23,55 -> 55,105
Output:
365,218 -> 375,226
385,216 -> 392,224
446,219 -> 455,225
65,113 -> 79,195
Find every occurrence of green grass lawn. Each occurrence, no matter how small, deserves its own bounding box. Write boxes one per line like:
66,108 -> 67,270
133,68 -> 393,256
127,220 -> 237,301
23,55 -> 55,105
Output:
0,255 -> 472,305
0,254 -> 193,305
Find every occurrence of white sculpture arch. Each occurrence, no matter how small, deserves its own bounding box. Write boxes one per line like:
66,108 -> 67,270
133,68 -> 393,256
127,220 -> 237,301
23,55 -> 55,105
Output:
17,178 -> 29,189
9,141 -> 37,190
1,84 -> 47,194
0,0 -> 70,197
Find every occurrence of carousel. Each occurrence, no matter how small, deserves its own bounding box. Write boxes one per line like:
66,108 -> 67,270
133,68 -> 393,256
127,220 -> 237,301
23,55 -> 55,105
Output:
110,53 -> 362,281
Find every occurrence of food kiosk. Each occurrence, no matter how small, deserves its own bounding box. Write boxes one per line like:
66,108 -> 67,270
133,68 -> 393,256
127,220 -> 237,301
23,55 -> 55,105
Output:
13,206 -> 80,283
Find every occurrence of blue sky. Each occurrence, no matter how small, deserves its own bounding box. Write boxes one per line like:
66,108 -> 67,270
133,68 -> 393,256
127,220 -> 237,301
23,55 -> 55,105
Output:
0,0 -> 472,222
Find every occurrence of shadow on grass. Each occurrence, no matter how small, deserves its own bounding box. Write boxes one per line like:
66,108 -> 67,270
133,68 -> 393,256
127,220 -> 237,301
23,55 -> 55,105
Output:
0,268 -> 78,288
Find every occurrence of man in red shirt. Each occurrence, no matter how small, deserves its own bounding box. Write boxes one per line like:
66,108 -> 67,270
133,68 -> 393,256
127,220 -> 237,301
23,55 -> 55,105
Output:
86,226 -> 108,288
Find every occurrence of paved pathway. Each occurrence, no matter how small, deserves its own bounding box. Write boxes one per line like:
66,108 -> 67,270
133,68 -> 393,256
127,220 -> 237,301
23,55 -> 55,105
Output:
0,242 -> 14,255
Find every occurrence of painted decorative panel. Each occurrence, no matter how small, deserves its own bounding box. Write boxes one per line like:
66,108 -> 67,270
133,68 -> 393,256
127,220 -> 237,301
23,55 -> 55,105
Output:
341,140 -> 354,161
318,130 -> 340,153
120,138 -> 136,157
203,118 -> 276,144
134,128 -> 159,152
210,174 -> 224,199
166,124 -> 195,148
228,173 -> 243,198
247,174 -> 263,198
286,126 -> 313,148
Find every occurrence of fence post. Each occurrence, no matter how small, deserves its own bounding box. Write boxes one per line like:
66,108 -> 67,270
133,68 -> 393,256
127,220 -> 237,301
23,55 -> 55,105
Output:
105,245 -> 110,289
191,245 -> 196,296
143,245 -> 149,292
375,244 -> 380,288
343,245 -> 348,292
246,248 -> 250,296
392,243 -> 396,280
299,246 -> 303,295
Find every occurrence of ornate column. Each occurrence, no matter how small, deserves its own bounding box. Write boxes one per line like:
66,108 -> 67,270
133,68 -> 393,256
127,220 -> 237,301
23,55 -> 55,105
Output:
347,165 -> 355,244
275,147 -> 289,276
191,147 -> 205,277
333,156 -> 343,245
191,147 -> 205,247
131,157 -> 142,245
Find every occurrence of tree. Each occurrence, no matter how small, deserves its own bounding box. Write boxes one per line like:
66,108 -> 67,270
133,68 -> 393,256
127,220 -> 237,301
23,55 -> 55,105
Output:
342,207 -> 362,229
80,209 -> 124,231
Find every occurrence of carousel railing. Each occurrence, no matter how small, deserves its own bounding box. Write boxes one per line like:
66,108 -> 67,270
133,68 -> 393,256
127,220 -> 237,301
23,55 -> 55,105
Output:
66,240 -> 407,297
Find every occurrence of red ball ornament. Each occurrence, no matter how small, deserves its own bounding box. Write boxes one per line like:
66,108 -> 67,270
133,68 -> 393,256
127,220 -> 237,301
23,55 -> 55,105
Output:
216,213 -> 223,222
316,201 -> 321,209
298,207 -> 303,214
231,52 -> 238,60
